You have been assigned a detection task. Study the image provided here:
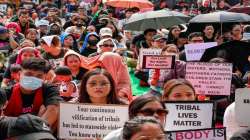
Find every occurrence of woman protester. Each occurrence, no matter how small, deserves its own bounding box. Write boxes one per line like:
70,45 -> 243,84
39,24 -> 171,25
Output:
162,78 -> 196,101
98,52 -> 133,102
78,68 -> 124,104
104,95 -> 168,140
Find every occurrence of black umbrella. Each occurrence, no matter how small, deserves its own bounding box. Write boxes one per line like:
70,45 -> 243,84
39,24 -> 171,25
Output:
188,11 -> 250,34
200,40 -> 250,73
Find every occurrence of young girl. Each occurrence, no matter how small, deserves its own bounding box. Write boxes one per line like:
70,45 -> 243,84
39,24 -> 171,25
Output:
78,68 -> 123,104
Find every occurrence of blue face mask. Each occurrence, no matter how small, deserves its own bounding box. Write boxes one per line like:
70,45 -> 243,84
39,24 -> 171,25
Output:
20,76 -> 43,90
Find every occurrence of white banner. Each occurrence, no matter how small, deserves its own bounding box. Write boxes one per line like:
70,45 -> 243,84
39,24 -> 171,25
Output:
164,102 -> 214,131
59,103 -> 129,139
139,48 -> 162,68
184,42 -> 217,61
165,128 -> 226,140
235,88 -> 250,127
185,62 -> 232,95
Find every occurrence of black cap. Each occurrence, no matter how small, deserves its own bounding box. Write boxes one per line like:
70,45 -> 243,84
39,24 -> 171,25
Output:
8,114 -> 56,140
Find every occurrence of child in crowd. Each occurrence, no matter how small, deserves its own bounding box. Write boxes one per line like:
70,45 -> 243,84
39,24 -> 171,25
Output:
9,64 -> 21,87
53,66 -> 78,101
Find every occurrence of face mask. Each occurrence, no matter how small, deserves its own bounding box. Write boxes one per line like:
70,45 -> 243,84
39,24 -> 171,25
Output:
88,40 -> 99,46
20,76 -> 43,90
50,29 -> 60,35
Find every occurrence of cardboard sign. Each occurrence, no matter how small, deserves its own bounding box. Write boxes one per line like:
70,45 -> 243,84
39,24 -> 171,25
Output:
164,101 -> 214,131
59,103 -> 129,139
142,55 -> 175,69
0,4 -> 7,12
165,128 -> 226,140
139,48 -> 162,68
235,88 -> 250,127
185,62 -> 232,95
184,42 -> 217,61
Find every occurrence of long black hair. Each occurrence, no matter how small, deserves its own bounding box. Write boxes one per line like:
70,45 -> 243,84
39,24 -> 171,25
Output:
79,68 -> 121,104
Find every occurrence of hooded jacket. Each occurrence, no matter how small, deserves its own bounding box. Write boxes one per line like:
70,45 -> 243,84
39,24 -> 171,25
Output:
80,32 -> 99,54
60,32 -> 79,53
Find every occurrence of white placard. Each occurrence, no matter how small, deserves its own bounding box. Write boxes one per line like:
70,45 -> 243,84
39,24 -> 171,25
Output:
185,62 -> 232,95
139,48 -> 162,68
164,102 -> 214,131
165,128 -> 226,140
184,42 -> 217,61
59,103 -> 129,139
235,88 -> 250,127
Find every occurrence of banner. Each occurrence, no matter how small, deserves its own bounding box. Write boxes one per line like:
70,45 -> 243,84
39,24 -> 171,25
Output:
235,88 -> 250,127
139,48 -> 162,68
164,101 -> 214,131
184,42 -> 217,61
165,128 -> 226,140
185,62 -> 232,95
142,55 -> 175,69
59,103 -> 129,139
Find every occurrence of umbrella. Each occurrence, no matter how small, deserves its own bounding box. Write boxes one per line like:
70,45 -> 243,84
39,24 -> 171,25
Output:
124,9 -> 190,31
189,11 -> 250,23
200,40 -> 250,73
228,6 -> 250,15
188,11 -> 250,34
105,0 -> 154,9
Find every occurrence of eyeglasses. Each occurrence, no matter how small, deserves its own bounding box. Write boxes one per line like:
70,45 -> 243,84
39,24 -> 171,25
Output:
102,44 -> 114,48
87,82 -> 111,87
138,108 -> 168,116
134,134 -> 166,140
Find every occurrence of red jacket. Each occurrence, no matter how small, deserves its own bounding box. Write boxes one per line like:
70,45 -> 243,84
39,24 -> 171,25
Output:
5,84 -> 43,117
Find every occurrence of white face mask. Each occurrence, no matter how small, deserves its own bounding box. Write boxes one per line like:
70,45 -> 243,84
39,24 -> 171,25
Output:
20,76 -> 43,90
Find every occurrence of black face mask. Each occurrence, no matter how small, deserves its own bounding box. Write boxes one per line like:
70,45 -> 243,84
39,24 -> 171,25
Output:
50,29 -> 61,35
88,40 -> 98,46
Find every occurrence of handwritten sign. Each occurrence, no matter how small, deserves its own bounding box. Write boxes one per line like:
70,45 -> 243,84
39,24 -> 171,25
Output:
165,128 -> 226,140
59,103 -> 129,139
139,48 -> 162,68
164,101 -> 214,131
142,55 -> 175,69
0,4 -> 7,12
184,42 -> 217,61
185,62 -> 232,95
235,88 -> 250,127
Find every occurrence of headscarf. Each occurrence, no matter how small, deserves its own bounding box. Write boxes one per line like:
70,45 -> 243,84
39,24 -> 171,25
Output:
5,22 -> 21,34
60,32 -> 79,52
16,47 -> 41,64
99,52 -> 133,101
96,38 -> 117,53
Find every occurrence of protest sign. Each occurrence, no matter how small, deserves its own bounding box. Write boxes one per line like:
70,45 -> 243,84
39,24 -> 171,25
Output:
142,55 -> 175,69
165,128 -> 226,140
184,42 -> 217,61
185,62 -> 232,95
59,103 -> 129,139
235,88 -> 250,127
139,48 -> 162,68
164,101 -> 214,131
0,4 -> 7,12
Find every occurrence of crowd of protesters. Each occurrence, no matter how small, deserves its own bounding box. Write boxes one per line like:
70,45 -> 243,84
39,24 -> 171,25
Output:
0,0 -> 249,139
